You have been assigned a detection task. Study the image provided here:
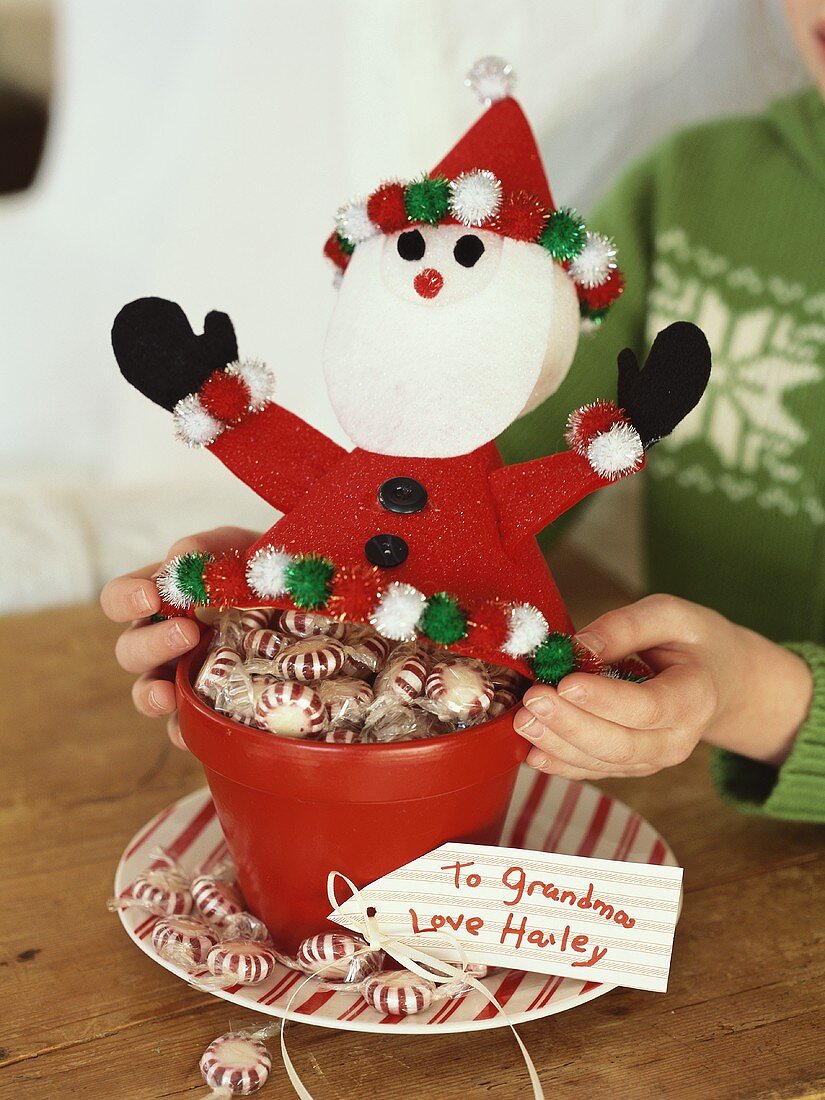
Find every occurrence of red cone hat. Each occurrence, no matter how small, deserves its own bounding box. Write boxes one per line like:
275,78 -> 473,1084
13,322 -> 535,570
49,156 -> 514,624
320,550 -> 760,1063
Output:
432,96 -> 555,211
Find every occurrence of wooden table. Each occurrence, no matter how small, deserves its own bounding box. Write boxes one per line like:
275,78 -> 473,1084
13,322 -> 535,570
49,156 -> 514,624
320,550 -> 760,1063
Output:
2,546 -> 824,1099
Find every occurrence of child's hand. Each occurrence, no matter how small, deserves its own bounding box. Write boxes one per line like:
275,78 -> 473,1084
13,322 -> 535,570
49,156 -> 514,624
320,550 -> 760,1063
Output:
100,527 -> 260,748
514,594 -> 813,780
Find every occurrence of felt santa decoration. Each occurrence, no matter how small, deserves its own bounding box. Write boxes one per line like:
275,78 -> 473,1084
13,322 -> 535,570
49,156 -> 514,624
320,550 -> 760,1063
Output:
112,58 -> 710,685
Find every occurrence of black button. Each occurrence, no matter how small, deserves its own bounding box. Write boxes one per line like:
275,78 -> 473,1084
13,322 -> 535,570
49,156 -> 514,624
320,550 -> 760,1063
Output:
364,534 -> 409,568
378,477 -> 428,515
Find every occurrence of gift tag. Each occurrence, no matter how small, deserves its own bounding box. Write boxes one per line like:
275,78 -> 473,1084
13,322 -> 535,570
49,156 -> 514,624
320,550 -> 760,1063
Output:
329,842 -> 683,993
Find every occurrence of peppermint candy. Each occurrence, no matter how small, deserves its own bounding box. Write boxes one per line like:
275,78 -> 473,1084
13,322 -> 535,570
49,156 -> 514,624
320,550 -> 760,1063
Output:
342,633 -> 391,678
152,915 -> 218,966
425,659 -> 494,722
200,1032 -> 272,1096
238,608 -> 272,632
362,969 -> 437,1015
272,637 -> 345,682
489,687 -> 519,718
317,677 -> 374,722
296,932 -> 381,981
242,628 -> 288,660
206,940 -> 277,984
254,681 -> 328,737
374,648 -> 427,702
128,864 -> 192,917
191,873 -> 245,929
277,609 -> 348,640
195,647 -> 243,702
323,722 -> 363,744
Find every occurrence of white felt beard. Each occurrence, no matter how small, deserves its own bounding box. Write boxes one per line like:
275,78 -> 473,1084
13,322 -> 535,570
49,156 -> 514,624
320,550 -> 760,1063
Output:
322,228 -> 580,458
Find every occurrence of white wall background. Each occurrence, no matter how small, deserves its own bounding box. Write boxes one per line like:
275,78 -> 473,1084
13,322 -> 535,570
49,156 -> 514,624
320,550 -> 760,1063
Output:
0,0 -> 807,611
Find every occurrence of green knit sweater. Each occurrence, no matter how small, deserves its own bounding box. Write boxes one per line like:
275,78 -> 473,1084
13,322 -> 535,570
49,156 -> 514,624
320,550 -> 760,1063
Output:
500,87 -> 825,824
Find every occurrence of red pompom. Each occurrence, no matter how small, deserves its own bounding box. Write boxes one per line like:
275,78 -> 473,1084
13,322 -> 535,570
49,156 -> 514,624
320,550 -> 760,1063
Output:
155,598 -> 197,622
494,191 -> 548,242
327,564 -> 382,623
367,182 -> 408,233
465,600 -> 510,652
578,267 -> 625,311
565,399 -> 626,453
203,551 -> 254,608
610,657 -> 651,682
323,231 -> 351,271
199,371 -> 251,425
573,641 -> 606,676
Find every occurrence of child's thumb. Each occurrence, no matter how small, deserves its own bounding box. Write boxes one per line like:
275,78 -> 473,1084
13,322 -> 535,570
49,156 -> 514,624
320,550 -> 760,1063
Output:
574,594 -> 695,662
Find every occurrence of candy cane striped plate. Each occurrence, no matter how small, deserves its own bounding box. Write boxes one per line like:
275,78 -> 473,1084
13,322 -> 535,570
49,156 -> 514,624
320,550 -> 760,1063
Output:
114,767 -> 677,1034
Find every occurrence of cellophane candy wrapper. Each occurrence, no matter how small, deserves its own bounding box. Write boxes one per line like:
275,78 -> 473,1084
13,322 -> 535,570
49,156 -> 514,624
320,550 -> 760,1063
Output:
195,609 -> 530,744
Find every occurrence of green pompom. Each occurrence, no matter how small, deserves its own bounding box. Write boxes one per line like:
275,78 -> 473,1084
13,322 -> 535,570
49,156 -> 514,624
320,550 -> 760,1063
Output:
419,592 -> 468,646
539,208 -> 587,262
580,303 -> 609,324
336,232 -> 355,256
284,554 -> 335,609
531,632 -> 578,685
149,612 -> 168,624
404,175 -> 450,225
176,551 -> 212,605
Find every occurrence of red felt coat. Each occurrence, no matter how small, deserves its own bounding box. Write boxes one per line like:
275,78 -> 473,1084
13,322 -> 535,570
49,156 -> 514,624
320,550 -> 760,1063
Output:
204,401 -> 636,673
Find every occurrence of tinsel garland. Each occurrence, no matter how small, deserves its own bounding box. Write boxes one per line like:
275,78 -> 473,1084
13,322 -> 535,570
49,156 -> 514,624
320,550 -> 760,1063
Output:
157,549 -> 613,684
325,173 -> 623,320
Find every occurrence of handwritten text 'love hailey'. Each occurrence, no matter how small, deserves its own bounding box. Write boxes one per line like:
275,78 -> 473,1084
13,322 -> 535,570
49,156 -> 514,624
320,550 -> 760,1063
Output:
408,860 -> 638,969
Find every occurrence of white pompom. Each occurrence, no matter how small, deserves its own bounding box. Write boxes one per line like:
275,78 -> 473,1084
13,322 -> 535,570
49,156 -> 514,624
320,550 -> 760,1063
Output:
569,232 -> 617,289
502,604 -> 548,658
336,199 -> 377,246
586,422 -> 644,480
449,170 -> 502,227
228,359 -> 276,409
370,583 -> 427,641
465,57 -> 515,105
156,556 -> 194,609
246,546 -> 293,599
172,394 -> 224,448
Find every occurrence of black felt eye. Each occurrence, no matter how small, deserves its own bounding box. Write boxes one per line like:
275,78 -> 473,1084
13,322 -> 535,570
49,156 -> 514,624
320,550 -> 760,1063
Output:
397,229 -> 426,261
453,234 -> 485,268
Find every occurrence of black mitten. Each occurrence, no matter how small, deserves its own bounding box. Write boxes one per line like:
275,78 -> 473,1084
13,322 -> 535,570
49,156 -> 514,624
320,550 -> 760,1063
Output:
111,297 -> 238,411
617,321 -> 711,449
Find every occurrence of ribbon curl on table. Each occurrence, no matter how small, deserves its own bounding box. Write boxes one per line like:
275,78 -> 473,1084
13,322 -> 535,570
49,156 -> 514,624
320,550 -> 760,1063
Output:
216,872 -> 545,1100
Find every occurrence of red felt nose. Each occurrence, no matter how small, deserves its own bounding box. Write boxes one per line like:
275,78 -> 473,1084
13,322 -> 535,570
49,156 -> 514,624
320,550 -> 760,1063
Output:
414,268 -> 444,299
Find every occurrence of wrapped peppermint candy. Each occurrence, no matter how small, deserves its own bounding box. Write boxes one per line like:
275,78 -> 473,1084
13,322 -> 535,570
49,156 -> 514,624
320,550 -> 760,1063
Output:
341,632 -> 391,678
254,681 -> 328,737
200,1032 -> 272,1097
277,609 -> 348,641
489,687 -> 519,717
206,939 -> 277,984
362,698 -> 445,743
362,968 -> 438,1015
322,721 -> 364,743
242,628 -> 288,660
373,644 -> 428,702
296,932 -> 383,983
108,851 -> 192,917
195,646 -> 243,702
316,676 -> 374,722
273,636 -> 346,682
191,872 -> 245,929
424,658 -> 494,723
239,607 -> 273,633
152,915 -> 219,967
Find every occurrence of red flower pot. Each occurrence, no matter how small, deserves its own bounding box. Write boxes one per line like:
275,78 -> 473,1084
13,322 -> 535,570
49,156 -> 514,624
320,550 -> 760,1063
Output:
177,641 -> 528,953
